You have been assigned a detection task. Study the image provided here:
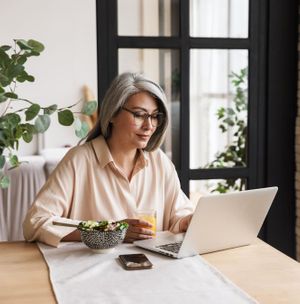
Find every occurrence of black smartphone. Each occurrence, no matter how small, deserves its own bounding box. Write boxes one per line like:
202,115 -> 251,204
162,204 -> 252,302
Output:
119,253 -> 153,270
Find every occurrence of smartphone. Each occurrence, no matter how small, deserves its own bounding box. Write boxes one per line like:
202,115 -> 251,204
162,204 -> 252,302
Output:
119,253 -> 153,270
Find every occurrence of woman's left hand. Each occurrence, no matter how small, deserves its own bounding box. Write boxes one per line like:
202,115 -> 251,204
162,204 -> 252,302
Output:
179,214 -> 193,232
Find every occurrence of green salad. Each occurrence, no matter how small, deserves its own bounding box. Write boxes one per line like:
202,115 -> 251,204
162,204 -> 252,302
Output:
78,220 -> 129,232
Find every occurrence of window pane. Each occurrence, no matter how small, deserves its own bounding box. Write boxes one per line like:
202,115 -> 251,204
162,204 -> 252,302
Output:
190,178 -> 246,203
118,49 -> 180,167
118,0 -> 179,36
190,0 -> 249,38
190,49 -> 248,170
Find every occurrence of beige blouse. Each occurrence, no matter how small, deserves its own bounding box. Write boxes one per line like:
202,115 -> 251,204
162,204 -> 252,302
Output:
23,136 -> 194,247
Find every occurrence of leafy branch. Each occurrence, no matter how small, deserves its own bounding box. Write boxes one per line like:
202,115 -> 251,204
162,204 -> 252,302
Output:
205,68 -> 248,193
0,39 -> 97,188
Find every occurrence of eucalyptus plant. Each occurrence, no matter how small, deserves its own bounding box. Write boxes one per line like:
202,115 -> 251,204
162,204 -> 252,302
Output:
206,68 -> 248,193
0,39 -> 97,188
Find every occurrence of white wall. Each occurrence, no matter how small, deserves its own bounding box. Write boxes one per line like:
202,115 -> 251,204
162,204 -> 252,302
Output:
0,0 -> 97,155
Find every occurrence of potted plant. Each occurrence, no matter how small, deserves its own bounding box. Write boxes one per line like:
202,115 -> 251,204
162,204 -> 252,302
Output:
0,39 -> 97,188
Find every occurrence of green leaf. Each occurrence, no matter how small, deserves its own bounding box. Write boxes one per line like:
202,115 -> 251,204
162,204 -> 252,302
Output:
0,87 -> 4,93
0,155 -> 5,169
24,50 -> 40,57
58,109 -> 74,126
44,104 -> 57,115
227,108 -> 235,116
7,64 -> 25,79
25,104 -> 41,121
75,121 -> 89,138
16,75 -> 26,83
12,70 -> 34,82
223,118 -> 235,127
4,92 -> 18,99
0,93 -> 8,103
6,113 -> 21,126
22,132 -> 33,143
0,72 -> 10,87
0,129 -> 8,143
20,123 -> 37,142
216,107 -> 225,119
81,101 -> 97,115
0,175 -> 9,188
25,75 -> 35,82
219,124 -> 227,133
16,70 -> 35,83
0,45 -> 11,51
0,48 -> 10,69
74,117 -> 82,131
35,114 -> 51,133
23,123 -> 37,134
27,40 -> 45,53
15,39 -> 32,50
9,155 -> 19,167
15,125 -> 23,139
16,55 -> 27,65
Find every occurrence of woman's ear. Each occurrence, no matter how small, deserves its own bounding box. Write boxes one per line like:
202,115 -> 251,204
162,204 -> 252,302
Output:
109,113 -> 115,123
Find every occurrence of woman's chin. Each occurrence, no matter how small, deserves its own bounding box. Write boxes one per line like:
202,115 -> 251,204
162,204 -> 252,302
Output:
139,143 -> 148,149
135,140 -> 148,149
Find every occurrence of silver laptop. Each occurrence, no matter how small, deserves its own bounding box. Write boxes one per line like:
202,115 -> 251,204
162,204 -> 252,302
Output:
134,187 -> 278,259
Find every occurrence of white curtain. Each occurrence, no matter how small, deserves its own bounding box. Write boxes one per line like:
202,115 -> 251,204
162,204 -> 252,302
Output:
189,0 -> 248,195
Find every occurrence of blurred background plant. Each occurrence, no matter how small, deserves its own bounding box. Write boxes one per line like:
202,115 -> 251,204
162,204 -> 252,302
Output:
0,39 -> 97,188
205,68 -> 248,193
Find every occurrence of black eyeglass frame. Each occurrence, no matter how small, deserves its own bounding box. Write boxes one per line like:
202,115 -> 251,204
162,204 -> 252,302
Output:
122,107 -> 165,127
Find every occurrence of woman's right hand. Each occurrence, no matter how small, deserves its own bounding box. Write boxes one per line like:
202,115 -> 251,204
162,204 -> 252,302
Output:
123,219 -> 154,243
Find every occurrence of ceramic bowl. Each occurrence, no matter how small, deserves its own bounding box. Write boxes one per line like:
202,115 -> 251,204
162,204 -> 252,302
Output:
79,225 -> 128,253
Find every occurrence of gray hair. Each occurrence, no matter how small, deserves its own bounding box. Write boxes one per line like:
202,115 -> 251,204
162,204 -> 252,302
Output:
85,72 -> 169,151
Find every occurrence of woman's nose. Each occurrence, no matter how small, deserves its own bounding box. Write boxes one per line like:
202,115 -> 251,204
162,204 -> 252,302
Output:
142,116 -> 154,129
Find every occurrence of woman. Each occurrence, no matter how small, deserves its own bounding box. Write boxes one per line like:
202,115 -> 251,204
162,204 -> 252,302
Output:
23,73 -> 194,247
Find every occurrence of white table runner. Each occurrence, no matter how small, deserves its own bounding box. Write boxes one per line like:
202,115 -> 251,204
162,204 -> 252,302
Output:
38,242 -> 258,304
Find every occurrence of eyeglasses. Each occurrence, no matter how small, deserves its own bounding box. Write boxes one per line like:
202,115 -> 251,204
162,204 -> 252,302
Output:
122,107 -> 165,127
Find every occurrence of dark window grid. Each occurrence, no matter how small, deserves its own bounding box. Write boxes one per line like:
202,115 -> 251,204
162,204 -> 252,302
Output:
190,168 -> 249,180
247,0 -> 268,190
117,37 -> 250,49
96,0 -> 109,104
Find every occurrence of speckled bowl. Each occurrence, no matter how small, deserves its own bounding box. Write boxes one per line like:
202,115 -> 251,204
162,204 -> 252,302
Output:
79,227 -> 128,253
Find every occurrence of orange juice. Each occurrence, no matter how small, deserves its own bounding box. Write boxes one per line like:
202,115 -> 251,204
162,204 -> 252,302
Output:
137,210 -> 156,236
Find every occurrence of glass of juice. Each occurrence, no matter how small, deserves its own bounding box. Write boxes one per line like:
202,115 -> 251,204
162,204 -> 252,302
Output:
136,209 -> 156,237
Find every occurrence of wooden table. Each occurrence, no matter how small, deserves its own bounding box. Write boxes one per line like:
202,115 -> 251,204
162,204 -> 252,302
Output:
1,240 -> 300,304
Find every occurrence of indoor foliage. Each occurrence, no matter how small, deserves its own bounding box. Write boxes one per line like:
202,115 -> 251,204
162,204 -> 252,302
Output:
0,39 -> 97,188
206,68 -> 248,193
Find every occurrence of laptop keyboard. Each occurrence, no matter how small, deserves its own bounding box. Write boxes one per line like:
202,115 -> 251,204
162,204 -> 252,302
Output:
156,242 -> 183,254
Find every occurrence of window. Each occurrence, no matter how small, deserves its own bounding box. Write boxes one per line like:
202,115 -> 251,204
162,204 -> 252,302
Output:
96,0 -> 298,257
100,0 -> 257,199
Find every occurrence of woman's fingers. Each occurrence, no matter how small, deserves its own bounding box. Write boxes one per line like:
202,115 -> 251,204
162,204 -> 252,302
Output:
126,226 -> 154,239
126,231 -> 153,239
123,218 -> 154,243
124,233 -> 152,242
130,226 -> 154,235
125,218 -> 153,228
124,231 -> 152,243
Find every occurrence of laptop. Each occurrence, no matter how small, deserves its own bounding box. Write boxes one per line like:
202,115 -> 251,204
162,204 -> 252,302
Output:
134,187 -> 278,259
